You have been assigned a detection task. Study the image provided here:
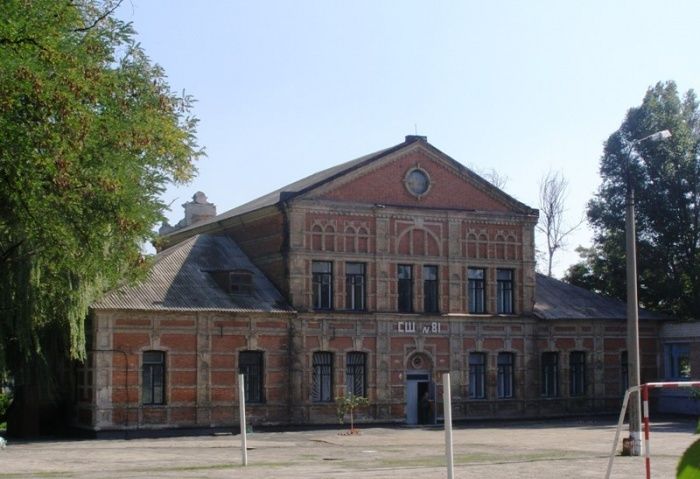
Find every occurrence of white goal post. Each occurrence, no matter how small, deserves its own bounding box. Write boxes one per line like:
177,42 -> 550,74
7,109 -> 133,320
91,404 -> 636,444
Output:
605,381 -> 700,479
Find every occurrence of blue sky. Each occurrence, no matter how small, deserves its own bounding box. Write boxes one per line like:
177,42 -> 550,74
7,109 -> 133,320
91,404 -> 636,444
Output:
118,0 -> 700,277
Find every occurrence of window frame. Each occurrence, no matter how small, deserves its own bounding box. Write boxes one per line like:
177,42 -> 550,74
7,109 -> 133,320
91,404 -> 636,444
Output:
398,264 -> 413,313
423,265 -> 439,313
345,262 -> 366,311
468,267 -> 486,314
229,270 -> 253,295
665,343 -> 691,380
541,352 -> 559,398
345,351 -> 367,397
569,351 -> 586,397
496,268 -> 514,314
239,350 -> 265,404
312,351 -> 334,402
497,352 -> 514,399
142,350 -> 165,406
312,261 -> 333,310
468,352 -> 486,399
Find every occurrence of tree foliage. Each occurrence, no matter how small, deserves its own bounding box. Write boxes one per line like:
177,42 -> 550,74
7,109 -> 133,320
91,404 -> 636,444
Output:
335,395 -> 369,433
565,81 -> 700,318
0,0 -> 203,433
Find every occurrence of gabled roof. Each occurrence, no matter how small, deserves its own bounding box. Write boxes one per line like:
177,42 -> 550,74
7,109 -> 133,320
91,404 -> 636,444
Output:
534,273 -> 668,321
162,136 -> 537,241
93,234 -> 293,313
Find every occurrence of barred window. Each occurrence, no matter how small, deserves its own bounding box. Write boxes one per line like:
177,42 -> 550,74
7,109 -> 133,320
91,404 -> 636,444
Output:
469,352 -> 486,399
239,351 -> 264,403
142,351 -> 165,405
312,352 -> 333,402
346,352 -> 367,397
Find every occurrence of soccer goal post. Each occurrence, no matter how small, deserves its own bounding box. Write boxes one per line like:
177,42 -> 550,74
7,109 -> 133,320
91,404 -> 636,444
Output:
605,381 -> 700,479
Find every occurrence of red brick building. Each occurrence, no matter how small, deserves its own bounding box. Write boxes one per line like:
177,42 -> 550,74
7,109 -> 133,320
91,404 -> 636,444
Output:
78,136 -> 665,433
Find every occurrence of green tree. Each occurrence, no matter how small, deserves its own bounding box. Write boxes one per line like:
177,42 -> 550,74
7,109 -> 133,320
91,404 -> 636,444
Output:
565,81 -> 700,318
335,395 -> 369,434
0,0 -> 203,436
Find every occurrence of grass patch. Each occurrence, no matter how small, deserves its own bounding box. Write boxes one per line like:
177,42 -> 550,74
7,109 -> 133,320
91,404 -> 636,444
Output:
356,449 -> 589,470
0,473 -> 68,478
130,460 -> 310,473
133,463 -> 235,473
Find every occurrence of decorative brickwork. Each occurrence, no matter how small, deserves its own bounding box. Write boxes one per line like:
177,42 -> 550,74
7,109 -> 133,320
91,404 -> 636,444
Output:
80,137 -> 668,433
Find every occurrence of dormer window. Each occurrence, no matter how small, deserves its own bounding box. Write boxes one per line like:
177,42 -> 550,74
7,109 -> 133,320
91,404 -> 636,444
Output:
229,270 -> 253,295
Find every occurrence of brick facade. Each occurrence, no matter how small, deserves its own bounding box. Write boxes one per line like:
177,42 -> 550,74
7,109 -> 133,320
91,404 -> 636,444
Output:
79,137 -> 665,432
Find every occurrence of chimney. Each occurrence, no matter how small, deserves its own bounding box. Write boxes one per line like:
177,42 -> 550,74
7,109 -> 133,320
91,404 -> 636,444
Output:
183,191 -> 216,226
405,135 -> 427,143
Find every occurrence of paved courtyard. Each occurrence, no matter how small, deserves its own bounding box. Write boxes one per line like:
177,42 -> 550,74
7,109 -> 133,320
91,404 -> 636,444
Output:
0,417 -> 696,478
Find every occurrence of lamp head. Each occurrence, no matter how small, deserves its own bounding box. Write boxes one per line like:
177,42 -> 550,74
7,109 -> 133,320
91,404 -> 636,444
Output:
635,130 -> 672,144
647,130 -> 672,142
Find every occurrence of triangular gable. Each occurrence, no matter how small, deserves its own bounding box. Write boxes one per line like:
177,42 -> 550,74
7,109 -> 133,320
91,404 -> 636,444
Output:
296,138 -> 535,215
160,137 -> 536,247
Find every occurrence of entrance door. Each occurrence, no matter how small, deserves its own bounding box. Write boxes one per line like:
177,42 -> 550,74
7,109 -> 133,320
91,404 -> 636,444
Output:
406,371 -> 430,425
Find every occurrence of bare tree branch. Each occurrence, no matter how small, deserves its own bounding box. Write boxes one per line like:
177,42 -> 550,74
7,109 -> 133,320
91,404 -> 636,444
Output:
537,170 -> 583,277
72,0 -> 124,33
469,165 -> 508,189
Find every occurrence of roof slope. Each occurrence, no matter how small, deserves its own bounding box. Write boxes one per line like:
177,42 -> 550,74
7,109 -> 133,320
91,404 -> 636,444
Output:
534,273 -> 667,321
163,136 -> 537,241
166,144 -> 397,239
93,234 -> 293,313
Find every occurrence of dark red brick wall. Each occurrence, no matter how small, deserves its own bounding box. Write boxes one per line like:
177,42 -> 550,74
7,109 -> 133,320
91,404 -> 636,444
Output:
319,150 -> 511,212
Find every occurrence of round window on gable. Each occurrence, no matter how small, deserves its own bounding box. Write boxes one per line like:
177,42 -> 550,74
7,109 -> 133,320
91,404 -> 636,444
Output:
404,167 -> 431,198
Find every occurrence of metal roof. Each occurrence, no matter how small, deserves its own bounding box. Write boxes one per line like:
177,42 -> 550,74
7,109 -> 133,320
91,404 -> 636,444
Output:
534,273 -> 668,321
92,234 -> 293,313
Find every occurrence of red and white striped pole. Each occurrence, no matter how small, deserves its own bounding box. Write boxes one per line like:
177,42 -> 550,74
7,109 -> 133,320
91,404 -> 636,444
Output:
640,381 -> 700,479
642,384 -> 651,479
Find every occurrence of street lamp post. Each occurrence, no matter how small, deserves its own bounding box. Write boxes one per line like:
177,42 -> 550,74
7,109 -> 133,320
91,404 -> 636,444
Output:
624,129 -> 671,456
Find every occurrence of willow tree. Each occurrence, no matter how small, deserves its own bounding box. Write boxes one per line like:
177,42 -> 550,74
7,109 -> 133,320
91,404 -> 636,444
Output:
0,0 -> 203,435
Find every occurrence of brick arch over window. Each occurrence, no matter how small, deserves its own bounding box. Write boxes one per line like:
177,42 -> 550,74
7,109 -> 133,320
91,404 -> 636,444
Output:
506,233 -> 519,260
343,222 -> 370,253
357,226 -> 370,253
309,221 -> 337,252
324,224 -> 336,251
344,225 -> 357,252
311,224 -> 323,251
495,233 -> 506,260
465,229 -> 489,259
397,228 -> 441,256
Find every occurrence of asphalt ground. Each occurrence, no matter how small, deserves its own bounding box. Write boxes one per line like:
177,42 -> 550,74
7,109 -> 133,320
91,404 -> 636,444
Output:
0,417 -> 697,478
